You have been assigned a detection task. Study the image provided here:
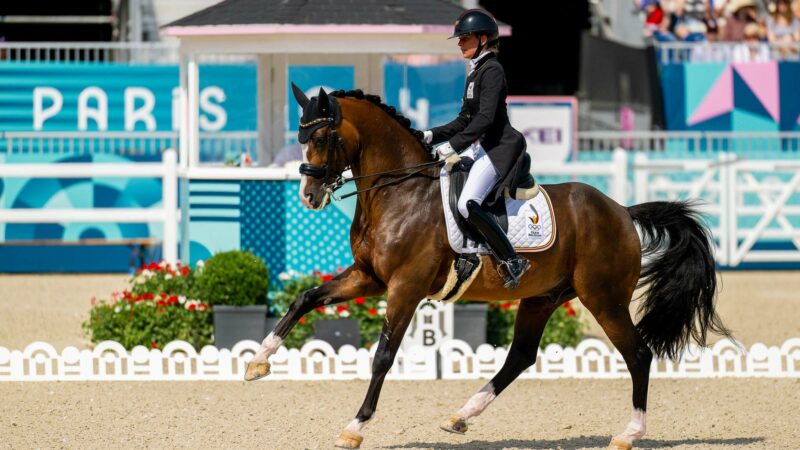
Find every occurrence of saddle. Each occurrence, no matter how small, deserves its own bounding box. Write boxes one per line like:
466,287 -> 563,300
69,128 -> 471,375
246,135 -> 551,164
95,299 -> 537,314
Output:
447,152 -> 538,243
430,153 -> 544,302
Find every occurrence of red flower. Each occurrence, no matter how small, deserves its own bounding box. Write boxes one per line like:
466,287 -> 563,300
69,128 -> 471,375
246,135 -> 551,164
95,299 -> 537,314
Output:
197,304 -> 207,311
566,309 -> 576,317
156,300 -> 167,307
168,296 -> 179,304
336,305 -> 347,313
501,302 -> 512,310
299,317 -> 307,324
181,266 -> 190,276
188,304 -> 196,311
122,291 -> 133,300
151,341 -> 158,349
143,293 -> 155,300
354,297 -> 366,305
160,293 -> 168,299
368,308 -> 378,316
315,306 -> 326,313
562,301 -> 571,309
321,274 -> 334,283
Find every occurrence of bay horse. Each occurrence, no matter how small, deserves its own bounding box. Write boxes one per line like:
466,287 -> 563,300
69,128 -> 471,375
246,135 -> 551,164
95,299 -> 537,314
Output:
245,87 -> 730,450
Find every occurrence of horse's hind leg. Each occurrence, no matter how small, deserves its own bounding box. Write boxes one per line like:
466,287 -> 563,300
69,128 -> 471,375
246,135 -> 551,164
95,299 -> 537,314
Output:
440,297 -> 558,434
579,291 -> 653,450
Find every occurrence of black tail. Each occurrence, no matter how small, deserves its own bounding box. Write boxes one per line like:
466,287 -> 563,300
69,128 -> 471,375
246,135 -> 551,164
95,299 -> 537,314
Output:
628,201 -> 732,359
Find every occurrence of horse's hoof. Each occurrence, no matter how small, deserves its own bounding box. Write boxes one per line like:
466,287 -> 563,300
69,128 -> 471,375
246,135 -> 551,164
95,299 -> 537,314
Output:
243,360 -> 271,381
607,438 -> 633,450
439,415 -> 468,435
334,430 -> 363,449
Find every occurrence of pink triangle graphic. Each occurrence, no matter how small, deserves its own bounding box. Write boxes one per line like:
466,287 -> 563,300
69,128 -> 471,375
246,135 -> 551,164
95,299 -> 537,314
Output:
733,62 -> 779,122
688,67 -> 733,126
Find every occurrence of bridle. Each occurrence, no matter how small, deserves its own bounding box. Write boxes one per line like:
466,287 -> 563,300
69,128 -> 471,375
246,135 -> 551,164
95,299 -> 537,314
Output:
298,120 -> 445,202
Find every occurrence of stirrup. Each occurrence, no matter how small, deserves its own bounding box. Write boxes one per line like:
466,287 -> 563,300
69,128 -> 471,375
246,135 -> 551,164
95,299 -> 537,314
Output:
497,258 -> 531,290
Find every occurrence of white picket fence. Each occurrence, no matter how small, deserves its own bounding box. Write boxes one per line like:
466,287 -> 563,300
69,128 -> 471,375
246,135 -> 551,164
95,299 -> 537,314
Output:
2,338 -> 798,381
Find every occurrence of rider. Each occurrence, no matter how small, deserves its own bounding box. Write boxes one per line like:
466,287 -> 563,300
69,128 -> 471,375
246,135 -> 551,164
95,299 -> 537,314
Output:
421,9 -> 531,290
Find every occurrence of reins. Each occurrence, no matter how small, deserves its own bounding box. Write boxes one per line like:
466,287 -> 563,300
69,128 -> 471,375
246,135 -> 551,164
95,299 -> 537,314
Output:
298,121 -> 444,201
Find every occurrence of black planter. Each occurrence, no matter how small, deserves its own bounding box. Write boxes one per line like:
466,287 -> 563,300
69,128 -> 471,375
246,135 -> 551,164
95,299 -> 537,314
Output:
453,303 -> 488,349
313,318 -> 361,350
213,305 -> 269,349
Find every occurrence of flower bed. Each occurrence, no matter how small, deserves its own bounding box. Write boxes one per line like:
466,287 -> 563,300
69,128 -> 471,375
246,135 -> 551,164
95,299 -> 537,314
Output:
84,261 -> 212,350
487,300 -> 586,348
271,270 -> 386,349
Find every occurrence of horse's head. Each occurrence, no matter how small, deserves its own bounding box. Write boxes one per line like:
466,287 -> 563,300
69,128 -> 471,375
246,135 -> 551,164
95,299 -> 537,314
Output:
292,83 -> 349,211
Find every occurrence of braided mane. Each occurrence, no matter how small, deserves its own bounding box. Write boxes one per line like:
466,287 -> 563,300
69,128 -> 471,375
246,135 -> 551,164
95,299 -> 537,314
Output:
329,89 -> 434,155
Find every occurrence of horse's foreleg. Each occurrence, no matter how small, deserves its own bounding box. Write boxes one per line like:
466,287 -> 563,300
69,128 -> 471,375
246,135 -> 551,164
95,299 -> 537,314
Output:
441,297 -> 557,434
244,266 -> 384,381
334,288 -> 420,449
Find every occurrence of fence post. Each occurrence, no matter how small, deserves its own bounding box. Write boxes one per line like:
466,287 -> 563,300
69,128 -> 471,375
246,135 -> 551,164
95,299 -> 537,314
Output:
162,148 -> 178,264
633,152 -> 648,205
611,148 -> 628,205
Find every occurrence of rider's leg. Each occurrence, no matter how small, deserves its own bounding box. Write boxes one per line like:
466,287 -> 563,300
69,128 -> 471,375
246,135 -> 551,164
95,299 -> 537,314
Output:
457,146 -> 530,290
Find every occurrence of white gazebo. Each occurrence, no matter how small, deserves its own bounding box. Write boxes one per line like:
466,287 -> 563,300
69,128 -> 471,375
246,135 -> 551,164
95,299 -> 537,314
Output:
161,0 -> 510,168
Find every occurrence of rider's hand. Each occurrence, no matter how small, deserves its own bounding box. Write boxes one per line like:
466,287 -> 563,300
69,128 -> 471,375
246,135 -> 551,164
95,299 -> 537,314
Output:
436,141 -> 456,159
422,130 -> 433,144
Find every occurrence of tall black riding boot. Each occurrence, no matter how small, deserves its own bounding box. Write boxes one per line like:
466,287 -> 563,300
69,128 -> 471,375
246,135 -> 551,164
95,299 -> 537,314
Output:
465,200 -> 531,290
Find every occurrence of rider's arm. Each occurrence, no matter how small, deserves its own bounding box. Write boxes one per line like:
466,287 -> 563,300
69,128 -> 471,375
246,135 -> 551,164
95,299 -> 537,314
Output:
429,101 -> 470,145
448,65 -> 502,152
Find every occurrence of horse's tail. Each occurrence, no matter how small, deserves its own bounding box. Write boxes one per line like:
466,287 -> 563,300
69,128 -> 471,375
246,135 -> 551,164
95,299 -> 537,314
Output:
628,201 -> 732,359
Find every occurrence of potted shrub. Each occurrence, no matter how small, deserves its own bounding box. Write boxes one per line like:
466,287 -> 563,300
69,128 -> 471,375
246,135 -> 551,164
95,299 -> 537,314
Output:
453,300 -> 490,349
84,261 -> 213,350
270,270 -> 386,349
196,250 -> 270,349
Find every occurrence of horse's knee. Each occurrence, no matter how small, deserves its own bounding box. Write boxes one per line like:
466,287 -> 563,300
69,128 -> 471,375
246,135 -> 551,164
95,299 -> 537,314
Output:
371,349 -> 394,374
292,289 -> 317,313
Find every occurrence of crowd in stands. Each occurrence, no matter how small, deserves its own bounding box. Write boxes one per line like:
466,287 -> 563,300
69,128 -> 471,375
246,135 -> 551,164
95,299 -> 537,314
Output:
639,0 -> 800,60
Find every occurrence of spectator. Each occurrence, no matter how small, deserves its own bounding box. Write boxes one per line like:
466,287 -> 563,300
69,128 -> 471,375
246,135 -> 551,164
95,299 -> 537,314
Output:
268,142 -> 303,168
732,22 -> 771,60
720,0 -> 763,41
766,0 -> 800,46
640,0 -> 666,37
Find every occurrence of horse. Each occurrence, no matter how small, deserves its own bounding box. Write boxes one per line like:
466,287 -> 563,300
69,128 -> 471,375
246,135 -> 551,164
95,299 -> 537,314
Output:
244,86 -> 731,450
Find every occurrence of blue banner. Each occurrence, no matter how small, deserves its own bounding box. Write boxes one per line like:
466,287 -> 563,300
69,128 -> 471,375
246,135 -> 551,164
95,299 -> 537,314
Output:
0,63 -> 257,132
384,60 -> 465,130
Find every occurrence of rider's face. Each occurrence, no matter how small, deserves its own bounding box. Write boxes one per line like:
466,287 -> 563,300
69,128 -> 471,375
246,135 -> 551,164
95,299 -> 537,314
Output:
458,34 -> 484,59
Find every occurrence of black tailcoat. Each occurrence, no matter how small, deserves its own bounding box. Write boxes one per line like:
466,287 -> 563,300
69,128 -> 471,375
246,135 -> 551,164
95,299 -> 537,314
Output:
430,53 -> 527,205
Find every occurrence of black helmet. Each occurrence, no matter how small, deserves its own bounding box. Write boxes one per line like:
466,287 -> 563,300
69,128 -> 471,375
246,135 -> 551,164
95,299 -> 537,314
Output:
449,9 -> 499,40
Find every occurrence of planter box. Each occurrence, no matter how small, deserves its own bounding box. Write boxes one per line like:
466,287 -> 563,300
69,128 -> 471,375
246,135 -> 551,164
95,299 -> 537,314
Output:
213,305 -> 269,349
454,303 -> 488,349
313,318 -> 361,350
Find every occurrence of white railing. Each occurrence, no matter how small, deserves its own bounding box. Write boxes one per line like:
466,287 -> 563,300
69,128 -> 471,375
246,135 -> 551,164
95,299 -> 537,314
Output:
2,337 -> 798,381
0,148 -> 178,263
578,131 -> 800,155
653,41 -> 800,65
1,131 -> 258,161
634,152 -> 800,267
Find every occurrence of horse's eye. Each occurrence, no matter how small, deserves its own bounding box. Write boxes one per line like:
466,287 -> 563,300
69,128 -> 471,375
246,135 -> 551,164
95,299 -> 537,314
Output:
314,137 -> 326,148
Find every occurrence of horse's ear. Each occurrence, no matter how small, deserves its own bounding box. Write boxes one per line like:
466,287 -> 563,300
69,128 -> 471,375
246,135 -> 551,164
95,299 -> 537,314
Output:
291,82 -> 309,109
317,87 -> 330,116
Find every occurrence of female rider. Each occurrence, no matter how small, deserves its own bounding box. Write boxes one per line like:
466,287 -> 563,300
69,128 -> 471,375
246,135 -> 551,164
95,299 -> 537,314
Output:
421,9 -> 531,290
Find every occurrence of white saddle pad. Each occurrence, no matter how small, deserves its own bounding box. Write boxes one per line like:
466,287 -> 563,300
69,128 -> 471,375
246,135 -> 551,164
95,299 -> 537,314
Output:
440,166 -> 556,254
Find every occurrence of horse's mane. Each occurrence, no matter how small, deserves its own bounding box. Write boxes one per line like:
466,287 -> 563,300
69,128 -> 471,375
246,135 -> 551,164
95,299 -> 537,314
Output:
330,89 -> 434,156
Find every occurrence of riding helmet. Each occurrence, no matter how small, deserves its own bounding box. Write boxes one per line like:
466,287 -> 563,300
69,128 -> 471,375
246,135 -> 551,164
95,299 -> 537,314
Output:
449,9 -> 499,39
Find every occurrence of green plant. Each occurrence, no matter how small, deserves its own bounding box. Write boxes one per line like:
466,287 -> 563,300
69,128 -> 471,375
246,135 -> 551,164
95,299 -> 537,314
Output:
270,270 -> 386,349
487,300 -> 587,348
84,262 -> 212,350
196,250 -> 269,307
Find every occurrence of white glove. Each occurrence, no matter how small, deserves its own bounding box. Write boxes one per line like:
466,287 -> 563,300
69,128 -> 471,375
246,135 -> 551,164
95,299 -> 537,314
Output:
436,141 -> 456,159
422,130 -> 433,144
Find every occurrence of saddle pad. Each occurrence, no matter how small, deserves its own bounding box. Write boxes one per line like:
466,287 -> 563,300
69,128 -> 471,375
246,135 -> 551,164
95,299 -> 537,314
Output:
440,166 -> 556,254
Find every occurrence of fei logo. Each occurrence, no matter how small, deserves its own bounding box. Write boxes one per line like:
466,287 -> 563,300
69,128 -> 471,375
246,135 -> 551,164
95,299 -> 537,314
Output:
527,203 -> 542,237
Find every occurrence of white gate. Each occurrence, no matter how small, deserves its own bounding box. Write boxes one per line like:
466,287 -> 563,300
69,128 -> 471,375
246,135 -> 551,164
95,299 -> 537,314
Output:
633,152 -> 800,267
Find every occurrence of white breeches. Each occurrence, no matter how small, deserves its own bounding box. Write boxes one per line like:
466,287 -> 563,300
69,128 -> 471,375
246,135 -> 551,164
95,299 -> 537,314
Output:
458,144 -> 499,218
